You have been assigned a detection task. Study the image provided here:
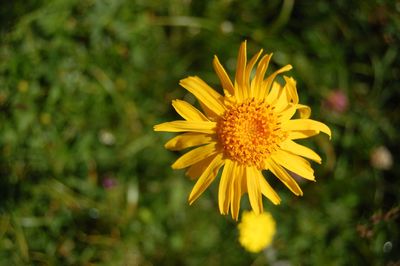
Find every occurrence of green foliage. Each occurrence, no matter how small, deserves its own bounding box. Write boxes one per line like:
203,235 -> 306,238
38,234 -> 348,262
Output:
0,0 -> 399,265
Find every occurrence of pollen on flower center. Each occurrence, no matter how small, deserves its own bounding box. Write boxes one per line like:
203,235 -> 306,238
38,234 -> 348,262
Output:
217,99 -> 284,169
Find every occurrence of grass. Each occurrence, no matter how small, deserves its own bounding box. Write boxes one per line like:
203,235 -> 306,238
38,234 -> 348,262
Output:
0,0 -> 399,265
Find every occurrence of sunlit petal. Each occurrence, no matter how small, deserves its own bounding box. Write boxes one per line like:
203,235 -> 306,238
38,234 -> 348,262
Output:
213,56 -> 235,97
272,149 -> 315,181
231,163 -> 244,220
234,40 -> 247,100
218,159 -> 234,214
165,133 -> 214,151
172,143 -> 217,169
280,139 -> 322,163
262,64 -> 292,99
282,119 -> 331,139
246,167 -> 263,214
154,120 -> 216,134
252,54 -> 273,99
188,154 -> 224,205
266,158 -> 303,196
172,99 -> 209,121
180,76 -> 226,116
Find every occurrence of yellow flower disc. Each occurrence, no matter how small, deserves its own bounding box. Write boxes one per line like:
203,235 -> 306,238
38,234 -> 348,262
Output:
217,99 -> 286,169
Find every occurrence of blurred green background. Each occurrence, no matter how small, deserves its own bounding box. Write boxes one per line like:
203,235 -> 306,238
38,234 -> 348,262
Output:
1,0 -> 399,265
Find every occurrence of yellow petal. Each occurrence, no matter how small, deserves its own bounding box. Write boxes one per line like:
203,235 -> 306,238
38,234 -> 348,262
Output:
282,80 -> 311,118
188,153 -> 224,205
186,156 -> 215,180
271,150 -> 315,181
165,133 -> 214,151
246,167 -> 263,215
280,139 -> 322,163
262,64 -> 293,99
245,49 -> 263,82
172,100 -> 209,121
213,56 -> 235,97
274,83 -> 290,112
278,104 -> 297,122
264,81 -> 281,103
252,54 -> 272,99
218,159 -> 234,214
282,119 -> 331,139
279,104 -> 312,123
288,130 -> 319,140
199,101 -> 218,121
180,76 -> 226,116
154,120 -> 216,134
172,143 -> 217,169
283,76 -> 299,104
246,49 -> 264,97
266,158 -> 303,196
259,175 -> 281,205
234,41 -> 247,100
296,104 -> 311,119
230,163 -> 244,220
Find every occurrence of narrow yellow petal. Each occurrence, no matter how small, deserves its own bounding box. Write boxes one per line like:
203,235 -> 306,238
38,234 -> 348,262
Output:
279,104 -> 311,123
188,154 -> 224,205
272,150 -> 315,181
278,104 -> 297,122
296,104 -> 311,119
245,49 -> 263,96
231,163 -> 243,220
264,81 -> 281,103
235,41 -> 247,90
172,143 -> 217,169
180,76 -> 226,116
262,64 -> 293,99
198,101 -> 218,121
246,167 -> 263,215
288,130 -> 319,140
283,76 -> 299,104
218,159 -> 234,214
274,83 -> 290,112
282,119 -> 331,139
165,133 -> 214,151
252,54 -> 272,99
259,175 -> 281,205
245,49 -> 263,81
186,156 -> 215,180
280,139 -> 322,163
172,100 -> 209,121
154,121 -> 216,134
266,158 -> 303,196
213,56 -> 235,97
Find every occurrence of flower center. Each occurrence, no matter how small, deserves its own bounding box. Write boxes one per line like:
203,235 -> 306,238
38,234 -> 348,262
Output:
217,99 -> 285,169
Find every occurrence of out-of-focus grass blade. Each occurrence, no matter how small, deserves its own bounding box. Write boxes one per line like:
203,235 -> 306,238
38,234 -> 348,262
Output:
12,215 -> 29,262
0,215 -> 10,240
46,178 -> 85,210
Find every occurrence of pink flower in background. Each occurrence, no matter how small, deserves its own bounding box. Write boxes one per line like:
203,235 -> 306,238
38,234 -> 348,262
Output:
102,177 -> 118,189
325,90 -> 348,113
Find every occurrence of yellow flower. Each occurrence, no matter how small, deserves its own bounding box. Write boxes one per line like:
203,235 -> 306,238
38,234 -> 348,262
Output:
154,41 -> 331,220
238,211 -> 276,253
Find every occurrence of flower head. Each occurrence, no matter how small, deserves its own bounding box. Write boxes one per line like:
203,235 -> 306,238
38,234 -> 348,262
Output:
154,41 -> 331,220
238,211 -> 276,253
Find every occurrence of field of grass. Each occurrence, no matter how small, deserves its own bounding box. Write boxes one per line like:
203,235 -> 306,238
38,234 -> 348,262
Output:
0,0 -> 399,265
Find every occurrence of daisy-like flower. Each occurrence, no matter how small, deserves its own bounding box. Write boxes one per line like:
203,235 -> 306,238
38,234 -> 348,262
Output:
238,211 -> 276,253
154,41 -> 331,220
